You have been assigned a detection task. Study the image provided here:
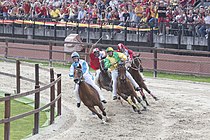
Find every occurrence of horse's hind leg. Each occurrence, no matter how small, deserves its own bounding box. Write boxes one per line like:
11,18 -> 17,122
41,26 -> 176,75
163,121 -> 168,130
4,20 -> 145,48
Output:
143,84 -> 158,101
139,88 -> 150,106
88,107 -> 103,122
98,103 -> 109,122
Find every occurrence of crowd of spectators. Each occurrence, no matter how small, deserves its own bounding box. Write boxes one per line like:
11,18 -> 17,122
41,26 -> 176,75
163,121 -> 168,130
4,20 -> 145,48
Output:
0,0 -> 210,37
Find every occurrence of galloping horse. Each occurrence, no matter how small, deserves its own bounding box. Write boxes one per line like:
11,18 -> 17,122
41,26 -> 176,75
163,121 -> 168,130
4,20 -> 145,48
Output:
98,60 -> 112,91
128,53 -> 158,106
73,64 -> 108,123
117,61 -> 146,113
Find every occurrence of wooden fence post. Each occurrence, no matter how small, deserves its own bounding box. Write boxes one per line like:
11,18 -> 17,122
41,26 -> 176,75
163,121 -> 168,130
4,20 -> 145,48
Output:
4,39 -> 8,59
4,93 -> 11,140
50,68 -> 55,124
16,60 -> 20,94
57,74 -> 61,116
33,64 -> 40,135
153,47 -> 157,78
49,42 -> 52,67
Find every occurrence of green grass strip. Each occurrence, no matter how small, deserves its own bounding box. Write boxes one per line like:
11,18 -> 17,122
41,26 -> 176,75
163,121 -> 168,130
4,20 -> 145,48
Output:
143,71 -> 210,83
0,91 -> 47,140
19,59 -> 210,83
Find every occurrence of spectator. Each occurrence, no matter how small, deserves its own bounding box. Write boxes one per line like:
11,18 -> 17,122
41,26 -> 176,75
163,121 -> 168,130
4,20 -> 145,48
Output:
148,2 -> 158,27
23,0 -> 31,18
157,1 -> 167,35
50,6 -> 61,21
134,2 -> 143,23
199,10 -> 210,37
77,6 -> 86,22
60,2 -> 69,21
2,2 -> 9,19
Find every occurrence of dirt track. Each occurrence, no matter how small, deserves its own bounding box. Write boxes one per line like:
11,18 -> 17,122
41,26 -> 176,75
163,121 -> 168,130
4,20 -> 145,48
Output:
1,61 -> 210,140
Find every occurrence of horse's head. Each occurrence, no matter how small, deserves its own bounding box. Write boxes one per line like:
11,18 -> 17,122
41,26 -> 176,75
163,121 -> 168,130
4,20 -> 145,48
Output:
117,61 -> 127,81
132,53 -> 143,72
73,64 -> 83,84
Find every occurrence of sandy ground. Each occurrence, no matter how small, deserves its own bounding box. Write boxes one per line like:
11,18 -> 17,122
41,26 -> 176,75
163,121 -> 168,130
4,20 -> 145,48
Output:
1,61 -> 210,140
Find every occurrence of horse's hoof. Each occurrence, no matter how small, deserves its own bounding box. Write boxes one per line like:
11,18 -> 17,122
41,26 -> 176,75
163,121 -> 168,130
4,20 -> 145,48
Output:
154,97 -> 159,101
142,107 -> 147,111
132,106 -> 137,112
101,121 -> 106,124
105,116 -> 110,122
137,110 -> 142,114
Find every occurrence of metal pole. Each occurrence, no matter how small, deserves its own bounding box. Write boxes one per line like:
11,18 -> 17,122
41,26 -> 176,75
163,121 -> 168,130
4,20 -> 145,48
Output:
124,23 -> 127,45
57,74 -> 61,116
208,31 -> 210,53
153,47 -> 157,77
4,93 -> 11,140
16,60 -> 20,94
4,39 -> 8,59
49,42 -> 52,67
100,22 -> 103,44
33,64 -> 40,135
50,68 -> 55,124
54,23 -> 56,41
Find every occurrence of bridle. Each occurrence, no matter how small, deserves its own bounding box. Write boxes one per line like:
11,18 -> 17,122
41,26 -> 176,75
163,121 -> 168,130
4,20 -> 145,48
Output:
74,68 -> 84,84
129,57 -> 142,71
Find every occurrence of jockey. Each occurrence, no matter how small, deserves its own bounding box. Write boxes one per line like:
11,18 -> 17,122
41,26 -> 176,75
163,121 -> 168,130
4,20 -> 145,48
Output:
103,47 -> 141,100
69,52 -> 107,107
117,43 -> 145,80
89,45 -> 107,86
117,43 -> 134,61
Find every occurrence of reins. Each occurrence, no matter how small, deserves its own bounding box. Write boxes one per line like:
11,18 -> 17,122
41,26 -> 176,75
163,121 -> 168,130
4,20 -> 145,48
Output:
129,57 -> 142,71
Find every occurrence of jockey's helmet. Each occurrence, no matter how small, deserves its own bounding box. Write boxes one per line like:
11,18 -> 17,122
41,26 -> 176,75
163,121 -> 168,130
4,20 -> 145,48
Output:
71,52 -> 80,58
118,43 -> 125,49
106,47 -> 114,52
93,48 -> 100,53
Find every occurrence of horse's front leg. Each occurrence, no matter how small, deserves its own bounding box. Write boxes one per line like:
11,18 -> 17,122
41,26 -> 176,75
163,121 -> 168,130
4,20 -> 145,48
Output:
117,92 -> 124,106
125,96 -> 138,112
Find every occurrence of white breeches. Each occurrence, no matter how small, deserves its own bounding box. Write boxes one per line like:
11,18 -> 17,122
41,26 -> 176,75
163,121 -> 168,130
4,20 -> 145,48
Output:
94,69 -> 100,86
111,69 -> 139,97
74,73 -> 105,103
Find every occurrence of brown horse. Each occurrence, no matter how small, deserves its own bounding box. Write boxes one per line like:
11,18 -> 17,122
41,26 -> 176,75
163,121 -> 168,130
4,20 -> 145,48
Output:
128,54 -> 158,106
73,64 -> 108,123
98,60 -> 112,91
117,61 -> 146,113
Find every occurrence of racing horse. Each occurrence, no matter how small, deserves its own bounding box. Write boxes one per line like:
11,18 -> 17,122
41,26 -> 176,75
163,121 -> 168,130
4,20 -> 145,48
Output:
117,61 -> 146,113
73,64 -> 108,123
98,60 -> 112,91
128,53 -> 158,106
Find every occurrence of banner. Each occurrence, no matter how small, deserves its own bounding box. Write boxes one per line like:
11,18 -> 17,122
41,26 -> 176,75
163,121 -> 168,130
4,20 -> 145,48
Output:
0,19 -> 157,31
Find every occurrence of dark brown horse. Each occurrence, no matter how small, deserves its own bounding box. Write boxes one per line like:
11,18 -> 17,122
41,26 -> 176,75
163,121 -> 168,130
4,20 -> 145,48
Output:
73,64 -> 108,123
128,54 -> 158,106
117,61 -> 146,113
98,60 -> 112,91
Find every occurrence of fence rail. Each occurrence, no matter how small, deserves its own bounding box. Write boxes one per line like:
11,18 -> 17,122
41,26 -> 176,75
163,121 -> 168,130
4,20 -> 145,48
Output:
1,37 -> 210,76
0,60 -> 62,140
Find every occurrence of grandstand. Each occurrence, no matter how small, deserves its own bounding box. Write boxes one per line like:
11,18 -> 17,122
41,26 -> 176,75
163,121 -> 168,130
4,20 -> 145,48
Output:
0,0 -> 210,51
